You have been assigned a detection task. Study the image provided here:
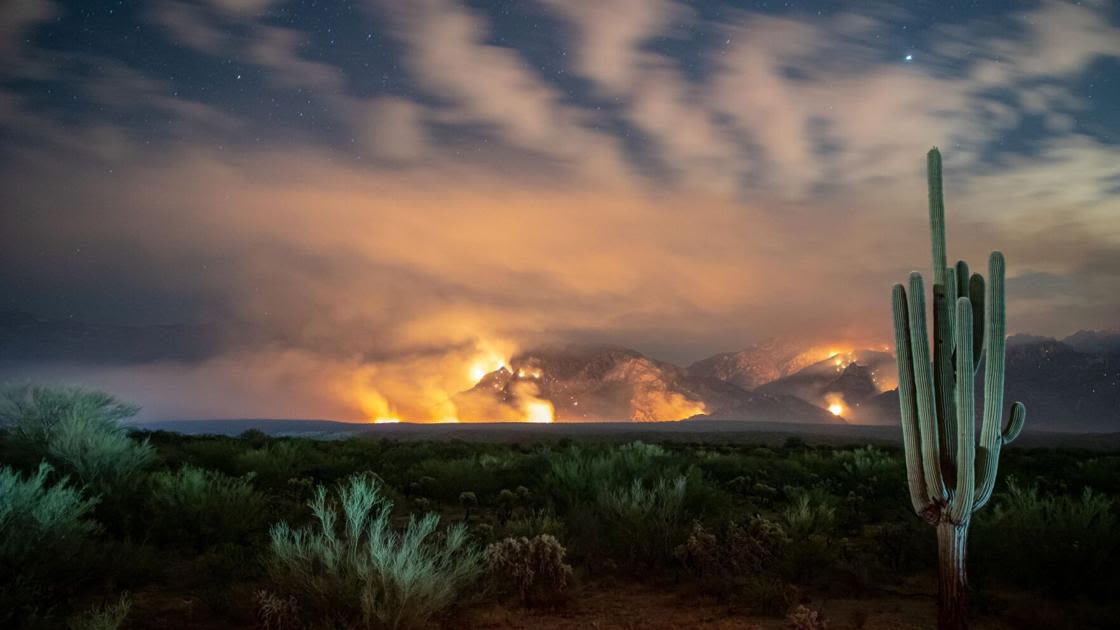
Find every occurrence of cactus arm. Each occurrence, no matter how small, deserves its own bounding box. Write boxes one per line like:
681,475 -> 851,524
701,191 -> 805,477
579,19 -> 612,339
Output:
1002,402 -> 1026,445
933,284 -> 957,487
907,272 -> 949,504
969,273 -> 985,372
928,148 -> 948,284
949,297 -> 976,525
929,149 -> 957,483
893,283 -> 935,518
945,269 -> 958,349
955,261 -> 970,302
973,251 -> 1010,511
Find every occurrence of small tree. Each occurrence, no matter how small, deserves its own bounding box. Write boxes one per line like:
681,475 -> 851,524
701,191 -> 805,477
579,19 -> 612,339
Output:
0,385 -> 154,489
890,148 -> 1026,629
459,491 -> 477,521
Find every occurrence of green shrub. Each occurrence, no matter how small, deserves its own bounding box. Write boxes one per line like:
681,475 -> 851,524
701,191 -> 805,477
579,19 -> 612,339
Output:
505,509 -> 566,540
267,474 -> 481,629
0,463 -> 99,624
236,440 -> 323,486
595,475 -> 688,565
735,575 -> 798,615
146,465 -> 267,548
0,385 -> 154,489
68,593 -> 130,630
782,488 -> 837,539
0,462 -> 98,564
483,535 -> 574,607
975,480 -> 1118,597
780,488 -> 841,582
544,442 -> 676,510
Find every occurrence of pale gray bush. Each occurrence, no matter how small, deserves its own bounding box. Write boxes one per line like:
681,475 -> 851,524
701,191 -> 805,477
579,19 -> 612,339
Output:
268,474 -> 481,629
0,462 -> 98,570
0,385 -> 154,487
1,462 -> 99,624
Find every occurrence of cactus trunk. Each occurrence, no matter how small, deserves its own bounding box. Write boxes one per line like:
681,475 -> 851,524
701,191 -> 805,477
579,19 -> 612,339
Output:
937,522 -> 969,630
891,148 -> 1026,630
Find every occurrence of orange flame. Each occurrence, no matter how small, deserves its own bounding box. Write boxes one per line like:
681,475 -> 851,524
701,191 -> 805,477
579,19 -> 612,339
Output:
825,392 -> 847,417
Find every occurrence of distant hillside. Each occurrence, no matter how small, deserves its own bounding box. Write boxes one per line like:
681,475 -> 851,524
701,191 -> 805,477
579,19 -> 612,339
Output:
455,344 -> 840,424
687,338 -> 848,390
136,418 -> 368,437
853,338 -> 1119,432
6,310 -> 1118,431
755,350 -> 894,412
133,418 -> 1120,450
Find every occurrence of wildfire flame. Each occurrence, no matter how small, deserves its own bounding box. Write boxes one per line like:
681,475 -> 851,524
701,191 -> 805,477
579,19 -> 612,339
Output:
825,392 -> 847,417
352,338 -> 872,425
469,353 -> 507,383
524,399 -> 554,423
351,338 -> 561,424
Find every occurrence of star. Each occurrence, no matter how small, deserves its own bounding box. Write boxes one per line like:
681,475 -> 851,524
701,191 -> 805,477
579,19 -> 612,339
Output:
904,54 -> 913,61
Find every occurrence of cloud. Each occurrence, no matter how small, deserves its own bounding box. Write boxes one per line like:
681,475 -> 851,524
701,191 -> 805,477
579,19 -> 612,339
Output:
1,0 -> 1117,420
543,0 -> 683,93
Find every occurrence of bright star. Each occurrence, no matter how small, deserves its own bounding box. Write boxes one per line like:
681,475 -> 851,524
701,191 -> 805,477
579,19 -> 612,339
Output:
904,54 -> 913,61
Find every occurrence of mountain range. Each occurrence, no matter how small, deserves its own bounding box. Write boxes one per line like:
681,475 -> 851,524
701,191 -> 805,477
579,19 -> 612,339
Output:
459,333 -> 1118,431
1,310 -> 1117,431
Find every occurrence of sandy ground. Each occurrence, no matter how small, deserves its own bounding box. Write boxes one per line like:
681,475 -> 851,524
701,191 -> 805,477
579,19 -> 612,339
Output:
453,581 -> 1014,630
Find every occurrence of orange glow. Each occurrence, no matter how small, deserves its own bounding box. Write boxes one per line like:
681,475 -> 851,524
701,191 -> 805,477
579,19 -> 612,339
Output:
374,417 -> 401,424
828,403 -> 844,416
467,341 -> 512,383
524,399 -> 554,423
825,393 -> 847,417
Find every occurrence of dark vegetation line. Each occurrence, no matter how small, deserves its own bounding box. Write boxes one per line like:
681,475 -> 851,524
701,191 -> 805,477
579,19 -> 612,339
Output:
2,385 -> 1118,629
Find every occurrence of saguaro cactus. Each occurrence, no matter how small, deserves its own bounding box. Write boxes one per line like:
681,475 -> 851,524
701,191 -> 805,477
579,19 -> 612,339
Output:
891,148 -> 1026,630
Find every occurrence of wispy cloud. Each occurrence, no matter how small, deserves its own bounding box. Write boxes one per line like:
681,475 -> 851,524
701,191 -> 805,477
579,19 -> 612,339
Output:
1,0 -> 1116,420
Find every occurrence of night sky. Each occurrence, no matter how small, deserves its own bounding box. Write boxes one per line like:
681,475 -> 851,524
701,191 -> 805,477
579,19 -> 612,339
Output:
1,1 -> 1118,421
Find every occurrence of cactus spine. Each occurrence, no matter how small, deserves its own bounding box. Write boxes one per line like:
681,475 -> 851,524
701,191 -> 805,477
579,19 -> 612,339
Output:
891,148 -> 1027,630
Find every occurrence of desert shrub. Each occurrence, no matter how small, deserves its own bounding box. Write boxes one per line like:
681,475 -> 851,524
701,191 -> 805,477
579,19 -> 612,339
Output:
68,593 -> 131,630
736,575 -> 798,615
974,480 -> 1119,597
407,457 -> 508,503
505,509 -> 566,540
675,518 -> 791,604
782,488 -> 837,538
459,491 -> 478,520
544,442 -> 677,511
236,440 -> 325,487
0,385 -> 138,444
595,475 -> 688,565
267,474 -> 481,629
256,590 -> 300,630
484,535 -> 574,607
675,517 -> 788,580
780,488 -> 842,582
0,463 -> 99,624
834,447 -> 896,479
869,515 -> 934,575
145,465 -> 267,548
0,385 -> 154,489
542,443 -> 700,568
787,604 -> 829,630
